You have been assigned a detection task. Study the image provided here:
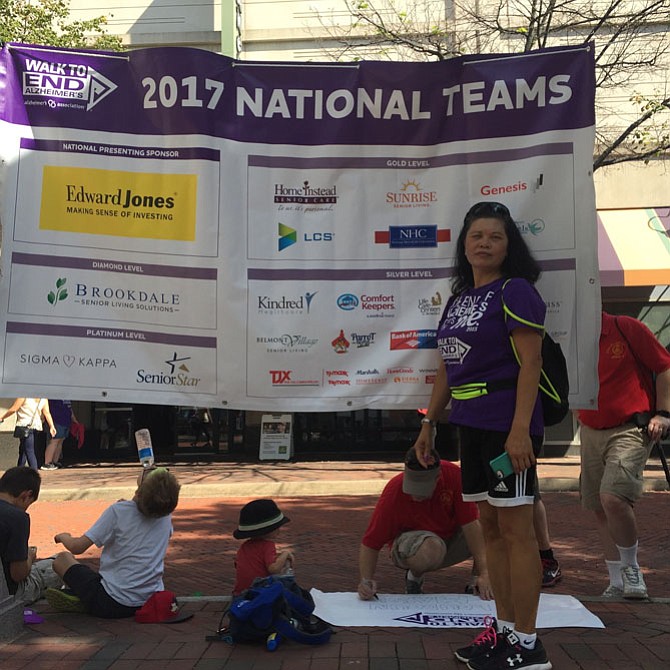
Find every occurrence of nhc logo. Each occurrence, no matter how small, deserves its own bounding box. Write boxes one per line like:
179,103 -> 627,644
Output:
375,225 -> 450,249
278,223 -> 297,251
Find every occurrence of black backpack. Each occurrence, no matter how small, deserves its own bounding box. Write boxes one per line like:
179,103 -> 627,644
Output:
502,281 -> 570,427
224,576 -> 332,646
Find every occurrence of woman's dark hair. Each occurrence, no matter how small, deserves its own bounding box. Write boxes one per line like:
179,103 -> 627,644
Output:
451,201 -> 541,295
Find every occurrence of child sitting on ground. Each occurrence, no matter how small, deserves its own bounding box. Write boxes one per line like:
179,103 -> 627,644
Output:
46,466 -> 180,618
233,498 -> 294,595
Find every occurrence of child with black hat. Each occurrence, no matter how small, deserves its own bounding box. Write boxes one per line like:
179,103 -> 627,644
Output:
232,498 -> 294,595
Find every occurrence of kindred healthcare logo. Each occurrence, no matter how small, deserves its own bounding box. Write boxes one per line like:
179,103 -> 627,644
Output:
21,58 -> 117,111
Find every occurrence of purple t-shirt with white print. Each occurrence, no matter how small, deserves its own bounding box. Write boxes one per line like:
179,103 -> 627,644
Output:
437,277 -> 546,435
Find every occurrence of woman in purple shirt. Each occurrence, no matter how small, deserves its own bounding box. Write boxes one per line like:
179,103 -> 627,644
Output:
414,202 -> 551,670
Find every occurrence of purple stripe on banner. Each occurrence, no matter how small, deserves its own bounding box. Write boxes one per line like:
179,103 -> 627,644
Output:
248,143 -> 573,170
6,322 -> 217,348
248,268 -> 455,281
19,138 -> 220,162
597,215 -> 623,287
11,253 -> 217,280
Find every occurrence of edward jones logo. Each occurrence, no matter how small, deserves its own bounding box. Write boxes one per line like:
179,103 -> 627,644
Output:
22,59 -> 117,111
39,166 -> 197,240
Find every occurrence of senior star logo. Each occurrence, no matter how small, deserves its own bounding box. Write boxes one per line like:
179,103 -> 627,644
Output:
165,352 -> 191,374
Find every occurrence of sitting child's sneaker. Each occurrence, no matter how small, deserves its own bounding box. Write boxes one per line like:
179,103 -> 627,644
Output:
404,570 -> 423,594
45,587 -> 87,613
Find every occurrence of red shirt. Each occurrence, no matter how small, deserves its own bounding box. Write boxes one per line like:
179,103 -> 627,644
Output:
233,538 -> 277,595
361,460 -> 478,551
578,313 -> 670,429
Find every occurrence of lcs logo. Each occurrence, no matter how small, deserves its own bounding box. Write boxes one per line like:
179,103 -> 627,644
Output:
278,223 -> 297,251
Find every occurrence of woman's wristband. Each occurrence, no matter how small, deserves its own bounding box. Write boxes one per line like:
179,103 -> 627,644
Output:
420,417 -> 437,428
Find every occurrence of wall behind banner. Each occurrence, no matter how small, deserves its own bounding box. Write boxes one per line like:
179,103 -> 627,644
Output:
0,43 -> 600,413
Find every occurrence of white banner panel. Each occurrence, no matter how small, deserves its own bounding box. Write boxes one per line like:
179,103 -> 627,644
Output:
0,43 -> 600,410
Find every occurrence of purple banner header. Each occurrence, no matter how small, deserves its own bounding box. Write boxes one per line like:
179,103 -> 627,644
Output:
1,42 -> 596,145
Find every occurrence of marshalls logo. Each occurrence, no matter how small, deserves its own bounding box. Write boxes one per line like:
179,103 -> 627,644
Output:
22,59 -> 117,111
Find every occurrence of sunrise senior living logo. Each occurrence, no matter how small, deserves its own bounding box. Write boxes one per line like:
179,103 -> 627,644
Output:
21,57 -> 117,111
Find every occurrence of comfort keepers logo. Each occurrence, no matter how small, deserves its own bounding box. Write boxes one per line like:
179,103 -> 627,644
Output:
375,225 -> 450,249
22,58 -> 117,111
39,166 -> 197,241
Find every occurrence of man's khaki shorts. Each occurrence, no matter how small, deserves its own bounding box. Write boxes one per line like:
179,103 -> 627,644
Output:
391,528 -> 470,569
580,423 -> 653,510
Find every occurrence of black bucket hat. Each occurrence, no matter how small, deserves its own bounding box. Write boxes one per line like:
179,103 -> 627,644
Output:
233,499 -> 290,539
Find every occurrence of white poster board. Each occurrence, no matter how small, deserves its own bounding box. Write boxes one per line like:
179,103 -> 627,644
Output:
259,413 -> 294,460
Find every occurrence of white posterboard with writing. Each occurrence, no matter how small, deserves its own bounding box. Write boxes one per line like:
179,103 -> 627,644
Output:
259,414 -> 294,460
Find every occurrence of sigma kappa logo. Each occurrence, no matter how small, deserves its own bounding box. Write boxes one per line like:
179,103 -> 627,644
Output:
22,58 -> 118,111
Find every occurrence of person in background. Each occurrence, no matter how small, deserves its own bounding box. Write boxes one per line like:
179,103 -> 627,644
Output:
0,467 -> 63,604
414,201 -> 551,670
232,499 -> 294,595
42,400 -> 79,471
357,446 -> 492,601
0,398 -> 56,471
577,311 -> 670,599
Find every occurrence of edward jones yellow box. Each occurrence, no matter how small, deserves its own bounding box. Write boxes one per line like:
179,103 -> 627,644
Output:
40,166 -> 197,241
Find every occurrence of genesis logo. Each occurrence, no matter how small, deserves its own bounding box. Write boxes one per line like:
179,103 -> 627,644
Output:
278,223 -> 297,251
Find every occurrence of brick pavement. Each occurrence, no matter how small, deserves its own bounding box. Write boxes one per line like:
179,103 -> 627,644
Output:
2,459 -> 669,669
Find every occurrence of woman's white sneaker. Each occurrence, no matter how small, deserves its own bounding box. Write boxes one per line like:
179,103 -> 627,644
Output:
621,566 -> 648,599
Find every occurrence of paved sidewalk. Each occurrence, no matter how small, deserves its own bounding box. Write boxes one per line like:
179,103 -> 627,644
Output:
2,457 -> 669,669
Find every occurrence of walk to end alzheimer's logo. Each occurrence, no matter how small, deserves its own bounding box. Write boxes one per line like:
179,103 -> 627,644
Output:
21,57 -> 117,111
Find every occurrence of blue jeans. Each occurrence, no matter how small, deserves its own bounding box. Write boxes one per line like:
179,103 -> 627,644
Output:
17,430 -> 38,469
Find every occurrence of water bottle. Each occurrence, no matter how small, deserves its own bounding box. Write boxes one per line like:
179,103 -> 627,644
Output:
134,428 -> 155,468
266,632 -> 280,651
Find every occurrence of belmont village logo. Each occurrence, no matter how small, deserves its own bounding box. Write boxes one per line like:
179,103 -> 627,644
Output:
22,58 -> 117,111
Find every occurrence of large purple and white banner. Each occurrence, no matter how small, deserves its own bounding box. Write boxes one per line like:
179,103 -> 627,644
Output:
0,43 -> 599,410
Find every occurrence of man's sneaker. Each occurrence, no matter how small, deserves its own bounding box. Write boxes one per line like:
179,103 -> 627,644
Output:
454,617 -> 505,663
541,558 -> 562,587
45,587 -> 87,613
404,570 -> 424,594
467,631 -> 552,670
621,565 -> 648,599
601,584 -> 624,598
40,463 -> 58,471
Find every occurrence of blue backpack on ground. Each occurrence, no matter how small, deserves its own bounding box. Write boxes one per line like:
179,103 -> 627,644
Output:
227,576 -> 332,646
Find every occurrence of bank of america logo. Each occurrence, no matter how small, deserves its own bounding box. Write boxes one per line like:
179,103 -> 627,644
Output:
278,223 -> 297,251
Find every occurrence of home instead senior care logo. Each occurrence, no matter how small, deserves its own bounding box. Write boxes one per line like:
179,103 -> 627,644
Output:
21,57 -> 118,111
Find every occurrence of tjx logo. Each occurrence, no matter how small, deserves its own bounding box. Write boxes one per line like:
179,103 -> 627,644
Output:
270,370 -> 291,383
